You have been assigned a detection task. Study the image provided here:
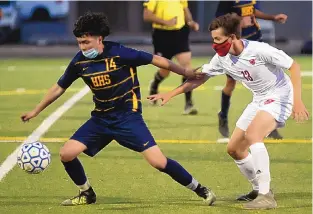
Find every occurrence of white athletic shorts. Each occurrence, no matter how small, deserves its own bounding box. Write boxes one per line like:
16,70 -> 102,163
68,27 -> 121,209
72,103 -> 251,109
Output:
236,87 -> 293,131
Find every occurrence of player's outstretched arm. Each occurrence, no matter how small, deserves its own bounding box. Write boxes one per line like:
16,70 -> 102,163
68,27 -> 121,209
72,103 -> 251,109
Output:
257,43 -> 309,122
183,7 -> 199,31
151,55 -> 203,79
288,61 -> 310,122
147,75 -> 209,106
254,9 -> 287,24
21,84 -> 66,122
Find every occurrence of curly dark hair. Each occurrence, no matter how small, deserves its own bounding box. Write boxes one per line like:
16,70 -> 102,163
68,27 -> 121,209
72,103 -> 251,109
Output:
73,12 -> 110,38
209,13 -> 242,39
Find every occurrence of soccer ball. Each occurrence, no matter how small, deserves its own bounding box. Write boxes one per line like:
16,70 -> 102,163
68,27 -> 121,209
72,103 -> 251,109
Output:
17,142 -> 51,174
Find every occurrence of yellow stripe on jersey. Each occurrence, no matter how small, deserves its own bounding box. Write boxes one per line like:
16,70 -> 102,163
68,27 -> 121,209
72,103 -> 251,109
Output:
74,56 -> 120,65
94,106 -> 115,112
82,65 -> 126,77
129,67 -> 135,82
143,0 -> 188,30
94,86 -> 140,103
132,92 -> 138,112
125,99 -> 141,103
129,67 -> 138,111
233,0 -> 256,8
241,31 -> 258,39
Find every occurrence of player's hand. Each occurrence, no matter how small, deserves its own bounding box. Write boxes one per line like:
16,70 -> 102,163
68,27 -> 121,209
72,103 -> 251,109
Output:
184,67 -> 205,79
147,93 -> 172,106
274,14 -> 288,24
21,110 -> 38,122
188,21 -> 199,31
292,100 -> 309,123
163,17 -> 177,27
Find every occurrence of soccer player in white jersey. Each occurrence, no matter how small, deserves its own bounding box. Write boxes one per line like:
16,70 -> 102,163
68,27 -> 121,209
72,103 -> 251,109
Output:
147,13 -> 309,210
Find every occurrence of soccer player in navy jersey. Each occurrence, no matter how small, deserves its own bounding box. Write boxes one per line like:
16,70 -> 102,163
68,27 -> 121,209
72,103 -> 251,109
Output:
21,12 -> 216,206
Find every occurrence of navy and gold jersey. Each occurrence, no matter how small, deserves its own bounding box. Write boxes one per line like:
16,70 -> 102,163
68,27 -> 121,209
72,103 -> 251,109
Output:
57,41 -> 153,116
215,0 -> 262,41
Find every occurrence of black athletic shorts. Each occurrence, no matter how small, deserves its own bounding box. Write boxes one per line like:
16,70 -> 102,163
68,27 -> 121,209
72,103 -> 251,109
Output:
152,25 -> 190,59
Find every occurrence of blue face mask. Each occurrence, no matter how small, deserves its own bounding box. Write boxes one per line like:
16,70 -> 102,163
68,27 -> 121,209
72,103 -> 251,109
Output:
82,48 -> 99,59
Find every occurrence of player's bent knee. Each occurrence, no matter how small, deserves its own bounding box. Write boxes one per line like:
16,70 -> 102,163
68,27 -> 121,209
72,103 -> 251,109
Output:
225,81 -> 236,91
225,77 -> 236,88
159,69 -> 170,78
142,145 -> 168,169
180,62 -> 191,69
59,148 -> 76,162
226,145 -> 246,159
226,145 -> 237,158
59,139 -> 87,162
223,87 -> 234,95
146,154 -> 167,170
149,157 -> 167,170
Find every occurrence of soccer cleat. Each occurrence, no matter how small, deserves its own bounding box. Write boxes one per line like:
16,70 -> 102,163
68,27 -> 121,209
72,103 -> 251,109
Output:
236,190 -> 259,201
148,80 -> 158,105
268,129 -> 283,140
183,104 -> 198,115
61,187 -> 96,206
243,192 -> 277,210
195,185 -> 216,206
218,112 -> 229,137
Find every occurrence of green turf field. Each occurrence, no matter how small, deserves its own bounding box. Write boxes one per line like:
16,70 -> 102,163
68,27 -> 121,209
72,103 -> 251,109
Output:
0,56 -> 311,214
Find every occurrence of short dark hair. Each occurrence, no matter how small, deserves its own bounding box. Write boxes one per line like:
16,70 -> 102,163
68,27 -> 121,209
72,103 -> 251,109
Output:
73,12 -> 110,38
209,13 -> 242,39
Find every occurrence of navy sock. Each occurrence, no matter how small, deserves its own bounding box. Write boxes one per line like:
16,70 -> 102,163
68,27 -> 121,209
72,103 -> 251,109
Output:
220,91 -> 231,119
159,158 -> 194,187
62,158 -> 87,186
182,77 -> 192,105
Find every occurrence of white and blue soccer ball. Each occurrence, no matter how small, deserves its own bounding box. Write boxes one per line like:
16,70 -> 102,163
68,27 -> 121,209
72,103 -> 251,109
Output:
17,142 -> 51,174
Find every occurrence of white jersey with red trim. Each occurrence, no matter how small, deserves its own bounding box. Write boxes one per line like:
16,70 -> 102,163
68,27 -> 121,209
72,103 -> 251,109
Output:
202,40 -> 294,99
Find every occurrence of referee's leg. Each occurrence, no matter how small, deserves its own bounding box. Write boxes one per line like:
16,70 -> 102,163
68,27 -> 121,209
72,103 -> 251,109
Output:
175,51 -> 198,115
149,29 -> 173,104
149,58 -> 171,105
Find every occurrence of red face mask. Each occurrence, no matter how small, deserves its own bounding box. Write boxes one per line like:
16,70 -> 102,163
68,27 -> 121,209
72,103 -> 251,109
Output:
212,37 -> 232,56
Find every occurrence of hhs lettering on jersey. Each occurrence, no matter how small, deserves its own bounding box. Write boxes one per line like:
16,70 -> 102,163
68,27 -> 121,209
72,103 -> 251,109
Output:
91,75 -> 111,87
89,57 -> 117,88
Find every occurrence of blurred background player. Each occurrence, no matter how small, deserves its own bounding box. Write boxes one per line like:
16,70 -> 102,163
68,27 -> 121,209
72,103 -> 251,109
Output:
143,0 -> 200,115
215,0 -> 288,139
21,12 -> 216,206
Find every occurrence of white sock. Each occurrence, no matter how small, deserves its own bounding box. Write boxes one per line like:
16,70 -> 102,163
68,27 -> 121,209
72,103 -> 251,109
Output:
78,180 -> 91,192
234,153 -> 259,191
250,142 -> 271,194
186,178 -> 199,191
